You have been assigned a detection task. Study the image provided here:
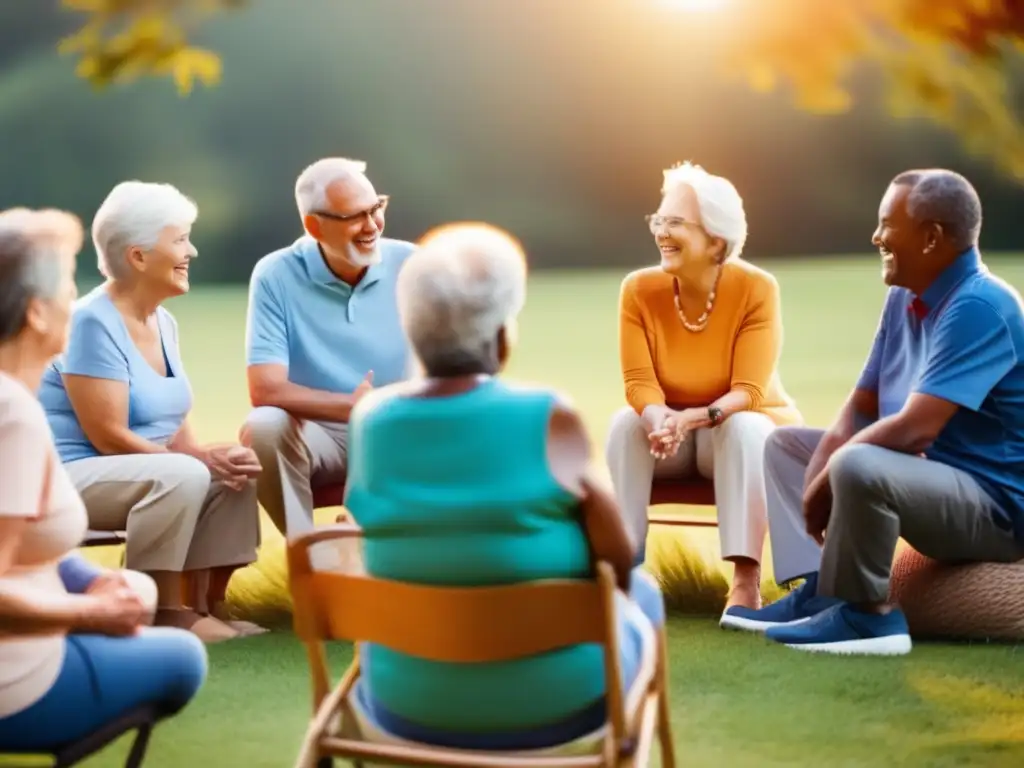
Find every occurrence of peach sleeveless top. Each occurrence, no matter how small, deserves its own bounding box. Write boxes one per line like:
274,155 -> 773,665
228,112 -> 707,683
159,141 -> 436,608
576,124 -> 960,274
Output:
0,372 -> 88,718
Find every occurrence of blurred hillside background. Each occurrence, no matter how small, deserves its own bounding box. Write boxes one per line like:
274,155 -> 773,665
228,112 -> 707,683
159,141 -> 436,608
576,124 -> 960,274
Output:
2,0 -> 1023,284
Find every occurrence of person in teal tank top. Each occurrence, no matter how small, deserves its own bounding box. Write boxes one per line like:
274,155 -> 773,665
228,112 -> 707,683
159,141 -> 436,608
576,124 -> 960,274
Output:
344,223 -> 665,750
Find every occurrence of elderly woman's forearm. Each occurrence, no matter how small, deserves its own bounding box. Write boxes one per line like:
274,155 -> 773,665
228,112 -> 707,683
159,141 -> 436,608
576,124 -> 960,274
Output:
0,587 -> 88,635
711,388 -> 754,418
85,425 -> 169,456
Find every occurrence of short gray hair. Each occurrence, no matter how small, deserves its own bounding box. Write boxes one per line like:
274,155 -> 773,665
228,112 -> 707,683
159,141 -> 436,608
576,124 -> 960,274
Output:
662,161 -> 748,262
92,181 -> 198,280
397,223 -> 527,375
892,169 -> 982,250
294,157 -> 368,216
0,208 -> 83,343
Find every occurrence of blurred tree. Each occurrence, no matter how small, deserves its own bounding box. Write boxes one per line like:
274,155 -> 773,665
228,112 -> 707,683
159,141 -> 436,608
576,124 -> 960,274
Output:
723,0 -> 1024,179
58,0 -> 244,94
58,0 -> 1024,178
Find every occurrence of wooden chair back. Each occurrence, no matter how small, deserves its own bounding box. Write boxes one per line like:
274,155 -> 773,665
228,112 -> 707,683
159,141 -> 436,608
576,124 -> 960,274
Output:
288,525 -> 619,662
286,524 -> 678,768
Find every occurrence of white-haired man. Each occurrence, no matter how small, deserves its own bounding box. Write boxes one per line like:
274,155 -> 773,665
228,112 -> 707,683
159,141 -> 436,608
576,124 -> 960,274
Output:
240,158 -> 415,535
724,169 -> 1024,655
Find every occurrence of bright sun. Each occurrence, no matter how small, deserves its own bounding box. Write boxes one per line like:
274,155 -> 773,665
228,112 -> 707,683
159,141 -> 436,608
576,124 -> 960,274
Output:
658,0 -> 730,11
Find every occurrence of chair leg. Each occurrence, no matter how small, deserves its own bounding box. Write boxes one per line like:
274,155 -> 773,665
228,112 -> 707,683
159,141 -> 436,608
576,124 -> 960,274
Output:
124,725 -> 152,768
656,629 -> 676,768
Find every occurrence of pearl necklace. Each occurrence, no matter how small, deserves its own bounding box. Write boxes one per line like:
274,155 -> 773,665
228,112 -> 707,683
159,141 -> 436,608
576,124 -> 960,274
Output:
673,270 -> 721,333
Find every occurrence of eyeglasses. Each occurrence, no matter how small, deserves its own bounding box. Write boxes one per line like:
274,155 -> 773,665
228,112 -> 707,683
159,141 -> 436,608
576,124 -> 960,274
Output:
645,214 -> 697,232
313,195 -> 390,224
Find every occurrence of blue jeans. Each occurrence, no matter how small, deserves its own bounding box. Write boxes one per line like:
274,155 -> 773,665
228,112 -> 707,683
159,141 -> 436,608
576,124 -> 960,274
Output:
358,566 -> 664,750
0,567 -> 208,752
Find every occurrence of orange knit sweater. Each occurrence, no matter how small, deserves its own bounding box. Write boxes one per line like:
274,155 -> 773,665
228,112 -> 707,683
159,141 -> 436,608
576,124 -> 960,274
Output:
617,259 -> 802,426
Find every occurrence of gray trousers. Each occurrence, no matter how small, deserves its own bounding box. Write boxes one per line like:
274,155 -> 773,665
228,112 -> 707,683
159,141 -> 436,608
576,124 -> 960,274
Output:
765,427 -> 1024,602
240,406 -> 348,536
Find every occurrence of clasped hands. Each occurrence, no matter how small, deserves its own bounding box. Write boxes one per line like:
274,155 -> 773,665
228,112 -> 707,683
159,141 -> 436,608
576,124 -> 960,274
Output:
641,405 -> 712,459
204,443 -> 262,491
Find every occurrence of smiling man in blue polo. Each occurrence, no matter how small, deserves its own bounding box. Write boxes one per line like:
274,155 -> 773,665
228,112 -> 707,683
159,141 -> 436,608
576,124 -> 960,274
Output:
239,157 -> 415,535
722,168 -> 1024,655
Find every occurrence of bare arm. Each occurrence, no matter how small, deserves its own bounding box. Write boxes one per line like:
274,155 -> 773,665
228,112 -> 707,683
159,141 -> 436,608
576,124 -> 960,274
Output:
0,418 -> 97,635
709,388 -> 753,421
805,387 -> 879,485
547,399 -> 634,591
248,364 -> 366,423
843,393 -> 957,456
0,519 -> 92,635
167,417 -> 208,461
62,375 -> 168,455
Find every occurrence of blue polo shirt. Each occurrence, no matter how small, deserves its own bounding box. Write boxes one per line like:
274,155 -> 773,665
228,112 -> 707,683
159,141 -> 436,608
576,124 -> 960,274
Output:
856,248 -> 1024,539
245,236 -> 416,393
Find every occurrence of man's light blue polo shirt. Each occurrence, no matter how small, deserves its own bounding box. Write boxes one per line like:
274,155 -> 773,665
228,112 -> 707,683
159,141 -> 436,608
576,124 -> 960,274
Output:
245,236 -> 416,394
856,248 -> 1024,540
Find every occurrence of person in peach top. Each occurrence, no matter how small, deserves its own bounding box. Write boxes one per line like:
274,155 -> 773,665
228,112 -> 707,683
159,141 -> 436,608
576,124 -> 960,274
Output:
605,162 -> 802,615
0,208 -> 206,753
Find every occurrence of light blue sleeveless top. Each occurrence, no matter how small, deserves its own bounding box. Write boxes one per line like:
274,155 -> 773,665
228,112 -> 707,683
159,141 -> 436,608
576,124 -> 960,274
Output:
345,378 -> 606,733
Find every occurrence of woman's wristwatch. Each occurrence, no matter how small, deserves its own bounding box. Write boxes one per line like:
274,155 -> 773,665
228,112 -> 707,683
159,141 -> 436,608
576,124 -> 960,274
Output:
707,406 -> 724,426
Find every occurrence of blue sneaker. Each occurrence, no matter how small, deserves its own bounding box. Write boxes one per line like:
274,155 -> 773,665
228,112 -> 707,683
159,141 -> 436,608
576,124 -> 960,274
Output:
765,603 -> 912,656
718,572 -> 840,633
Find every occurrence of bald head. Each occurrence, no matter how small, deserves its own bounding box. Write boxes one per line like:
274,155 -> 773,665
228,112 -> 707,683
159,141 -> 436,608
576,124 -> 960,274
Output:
397,223 -> 527,377
891,169 -> 982,252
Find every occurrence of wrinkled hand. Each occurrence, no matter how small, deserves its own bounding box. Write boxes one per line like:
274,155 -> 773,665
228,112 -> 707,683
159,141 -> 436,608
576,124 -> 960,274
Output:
206,444 -> 262,491
802,469 -> 833,546
648,408 -> 712,459
76,588 -> 149,637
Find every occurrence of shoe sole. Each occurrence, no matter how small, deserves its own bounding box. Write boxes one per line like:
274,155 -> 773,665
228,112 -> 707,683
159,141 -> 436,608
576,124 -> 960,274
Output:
783,634 -> 912,656
718,613 -> 813,633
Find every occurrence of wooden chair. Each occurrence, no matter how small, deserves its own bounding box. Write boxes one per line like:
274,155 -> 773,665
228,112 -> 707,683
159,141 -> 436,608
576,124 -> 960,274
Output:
287,525 -> 676,768
647,479 -> 717,529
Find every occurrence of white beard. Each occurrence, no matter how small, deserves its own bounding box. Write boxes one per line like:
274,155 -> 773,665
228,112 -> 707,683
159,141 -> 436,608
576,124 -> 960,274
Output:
346,241 -> 381,267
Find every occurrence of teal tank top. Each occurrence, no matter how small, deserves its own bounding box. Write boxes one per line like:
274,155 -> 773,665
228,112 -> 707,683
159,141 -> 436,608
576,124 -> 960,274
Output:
345,378 -> 605,733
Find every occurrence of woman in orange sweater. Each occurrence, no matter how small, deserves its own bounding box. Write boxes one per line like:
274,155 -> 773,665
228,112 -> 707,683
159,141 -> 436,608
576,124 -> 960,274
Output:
606,162 -> 801,612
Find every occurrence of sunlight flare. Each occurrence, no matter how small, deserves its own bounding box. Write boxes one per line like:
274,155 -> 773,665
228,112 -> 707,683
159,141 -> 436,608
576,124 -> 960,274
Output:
657,0 -> 731,11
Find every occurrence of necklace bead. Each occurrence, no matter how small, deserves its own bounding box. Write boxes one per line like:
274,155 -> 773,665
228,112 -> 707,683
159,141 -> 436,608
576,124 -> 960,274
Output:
673,270 -> 721,332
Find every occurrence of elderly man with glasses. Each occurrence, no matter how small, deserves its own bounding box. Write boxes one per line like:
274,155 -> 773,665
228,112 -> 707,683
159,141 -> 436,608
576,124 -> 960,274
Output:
240,157 -> 415,535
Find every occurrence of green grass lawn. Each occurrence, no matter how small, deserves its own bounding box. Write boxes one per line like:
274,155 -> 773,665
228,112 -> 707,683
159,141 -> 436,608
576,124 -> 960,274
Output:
74,257 -> 1024,766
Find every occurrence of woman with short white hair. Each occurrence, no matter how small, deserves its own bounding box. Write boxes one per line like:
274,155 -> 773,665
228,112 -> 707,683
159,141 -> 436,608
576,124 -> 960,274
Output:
37,181 -> 264,643
605,161 -> 802,615
0,207 -> 206,752
341,223 -> 668,756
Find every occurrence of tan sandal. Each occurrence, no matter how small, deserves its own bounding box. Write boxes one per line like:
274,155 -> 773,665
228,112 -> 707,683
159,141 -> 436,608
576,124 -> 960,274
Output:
154,607 -> 240,643
208,601 -> 270,637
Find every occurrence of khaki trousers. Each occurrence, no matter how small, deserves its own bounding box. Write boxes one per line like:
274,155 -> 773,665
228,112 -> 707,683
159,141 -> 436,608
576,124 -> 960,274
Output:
605,407 -> 777,562
241,406 -> 349,536
65,454 -> 261,574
